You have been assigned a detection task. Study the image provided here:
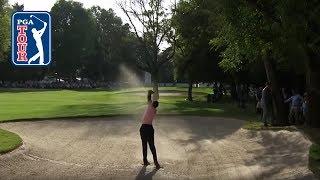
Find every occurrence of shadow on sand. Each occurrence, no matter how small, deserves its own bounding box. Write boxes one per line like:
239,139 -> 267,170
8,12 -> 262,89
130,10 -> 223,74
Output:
135,166 -> 159,180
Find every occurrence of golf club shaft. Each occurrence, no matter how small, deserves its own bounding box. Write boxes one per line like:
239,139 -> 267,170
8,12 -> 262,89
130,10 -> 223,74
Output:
32,15 -> 46,24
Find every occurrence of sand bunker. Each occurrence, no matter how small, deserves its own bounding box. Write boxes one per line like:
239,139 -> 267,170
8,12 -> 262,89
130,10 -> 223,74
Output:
0,116 -> 315,179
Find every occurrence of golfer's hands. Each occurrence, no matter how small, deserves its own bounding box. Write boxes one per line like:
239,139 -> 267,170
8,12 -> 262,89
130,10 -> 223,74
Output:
153,91 -> 159,101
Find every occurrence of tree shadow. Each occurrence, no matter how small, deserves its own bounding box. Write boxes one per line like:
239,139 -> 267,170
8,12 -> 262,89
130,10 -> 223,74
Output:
155,116 -> 244,156
243,130 -> 314,179
135,166 -> 159,180
161,100 -> 256,120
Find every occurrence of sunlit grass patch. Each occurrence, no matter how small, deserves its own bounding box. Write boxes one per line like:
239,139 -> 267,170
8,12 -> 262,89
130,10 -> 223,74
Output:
0,129 -> 22,154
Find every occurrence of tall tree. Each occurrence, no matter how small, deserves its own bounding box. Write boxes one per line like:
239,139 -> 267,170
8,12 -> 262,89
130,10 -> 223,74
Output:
211,0 -> 289,125
0,0 -> 10,61
51,0 -> 95,79
173,0 -> 224,101
119,0 -> 176,99
86,7 -> 139,81
212,0 -> 320,126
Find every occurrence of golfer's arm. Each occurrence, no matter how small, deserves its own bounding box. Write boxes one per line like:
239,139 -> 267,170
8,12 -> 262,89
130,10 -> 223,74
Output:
39,23 -> 47,36
284,97 -> 291,103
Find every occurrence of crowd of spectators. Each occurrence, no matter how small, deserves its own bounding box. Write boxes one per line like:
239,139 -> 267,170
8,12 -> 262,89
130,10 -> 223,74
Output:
0,80 -> 122,89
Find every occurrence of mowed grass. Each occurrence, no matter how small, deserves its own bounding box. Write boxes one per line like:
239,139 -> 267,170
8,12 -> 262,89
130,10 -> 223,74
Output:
0,87 -> 256,122
0,128 -> 22,154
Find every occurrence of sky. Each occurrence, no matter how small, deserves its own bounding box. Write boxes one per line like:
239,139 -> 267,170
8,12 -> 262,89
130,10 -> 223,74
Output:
8,0 -> 174,49
8,0 -> 175,25
8,0 -> 125,21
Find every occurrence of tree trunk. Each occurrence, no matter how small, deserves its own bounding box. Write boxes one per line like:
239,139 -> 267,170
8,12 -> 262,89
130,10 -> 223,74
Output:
187,81 -> 193,101
263,54 -> 288,126
231,81 -> 237,102
305,54 -> 320,127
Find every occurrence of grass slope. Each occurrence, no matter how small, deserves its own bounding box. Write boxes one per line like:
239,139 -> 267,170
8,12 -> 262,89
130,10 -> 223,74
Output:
0,128 -> 22,154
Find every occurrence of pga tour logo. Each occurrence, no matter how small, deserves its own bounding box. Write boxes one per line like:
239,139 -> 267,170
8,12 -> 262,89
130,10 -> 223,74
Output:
12,11 -> 51,66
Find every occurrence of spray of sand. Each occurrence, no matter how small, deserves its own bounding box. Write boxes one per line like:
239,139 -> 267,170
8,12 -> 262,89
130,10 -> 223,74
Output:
117,64 -> 144,88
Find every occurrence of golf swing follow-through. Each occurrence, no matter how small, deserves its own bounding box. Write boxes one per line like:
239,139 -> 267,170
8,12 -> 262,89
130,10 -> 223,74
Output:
28,15 -> 47,65
139,90 -> 161,169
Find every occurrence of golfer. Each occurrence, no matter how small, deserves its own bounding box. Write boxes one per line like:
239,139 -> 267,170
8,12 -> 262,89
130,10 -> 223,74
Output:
28,15 -> 47,65
139,90 -> 161,169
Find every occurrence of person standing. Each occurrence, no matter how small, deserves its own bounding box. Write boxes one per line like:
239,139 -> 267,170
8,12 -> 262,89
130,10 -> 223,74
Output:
261,82 -> 273,126
255,86 -> 263,115
139,90 -> 161,169
285,89 -> 303,124
302,92 -> 308,124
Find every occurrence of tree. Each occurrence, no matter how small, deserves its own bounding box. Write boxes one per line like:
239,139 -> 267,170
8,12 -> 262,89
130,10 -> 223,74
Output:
0,0 -> 10,61
172,0 -> 224,101
86,7 -> 140,81
0,2 -> 45,82
119,0 -> 176,99
51,0 -> 95,79
211,0 -> 320,126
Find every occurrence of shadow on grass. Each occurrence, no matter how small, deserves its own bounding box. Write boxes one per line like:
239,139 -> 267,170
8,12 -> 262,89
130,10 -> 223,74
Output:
161,100 -> 257,120
116,89 -> 207,96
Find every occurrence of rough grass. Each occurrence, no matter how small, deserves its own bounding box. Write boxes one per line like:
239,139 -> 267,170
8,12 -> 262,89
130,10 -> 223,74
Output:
0,128 -> 22,154
309,144 -> 320,177
298,127 -> 320,178
0,87 -> 256,122
243,120 -> 298,132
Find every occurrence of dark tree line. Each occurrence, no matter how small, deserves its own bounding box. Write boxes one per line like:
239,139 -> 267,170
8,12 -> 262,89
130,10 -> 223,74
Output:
0,0 -> 160,82
172,0 -> 320,127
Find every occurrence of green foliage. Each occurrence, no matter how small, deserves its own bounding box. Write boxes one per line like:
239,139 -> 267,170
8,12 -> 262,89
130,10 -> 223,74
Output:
119,0 -> 175,80
0,0 -> 10,61
172,0 -> 224,82
310,144 -> 320,161
211,0 -> 320,75
83,6 -> 138,80
51,0 -> 96,78
309,143 -> 320,177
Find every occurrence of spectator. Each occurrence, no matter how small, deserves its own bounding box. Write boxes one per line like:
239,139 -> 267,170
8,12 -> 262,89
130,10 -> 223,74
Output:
285,89 -> 303,124
302,92 -> 308,124
261,82 -> 273,127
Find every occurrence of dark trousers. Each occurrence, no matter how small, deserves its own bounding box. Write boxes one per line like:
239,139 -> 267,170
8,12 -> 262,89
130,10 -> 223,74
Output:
140,124 -> 158,164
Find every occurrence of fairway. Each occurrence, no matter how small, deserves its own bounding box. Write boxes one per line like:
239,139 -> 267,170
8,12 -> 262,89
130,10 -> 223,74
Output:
0,87 -> 256,122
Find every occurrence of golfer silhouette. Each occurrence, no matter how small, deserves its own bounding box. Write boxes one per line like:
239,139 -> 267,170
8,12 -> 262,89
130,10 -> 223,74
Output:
28,15 -> 47,65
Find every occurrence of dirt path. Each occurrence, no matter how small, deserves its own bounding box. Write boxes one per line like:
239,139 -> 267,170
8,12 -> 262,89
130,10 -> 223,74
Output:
0,116 -> 315,179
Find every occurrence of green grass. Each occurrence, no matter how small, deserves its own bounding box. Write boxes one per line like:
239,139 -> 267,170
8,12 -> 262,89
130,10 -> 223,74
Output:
309,144 -> 320,177
0,87 -> 256,122
0,86 -> 256,154
298,127 -> 320,178
243,120 -> 297,131
0,128 -> 22,154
